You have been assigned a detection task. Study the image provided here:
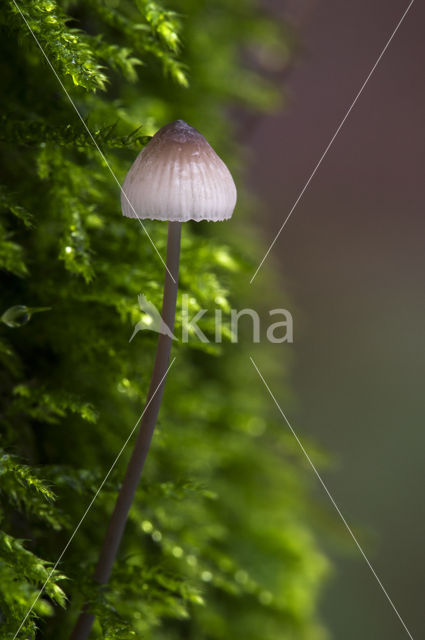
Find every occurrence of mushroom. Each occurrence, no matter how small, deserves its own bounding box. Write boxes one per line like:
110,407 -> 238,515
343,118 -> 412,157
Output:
121,119 -> 236,222
71,120 -> 237,640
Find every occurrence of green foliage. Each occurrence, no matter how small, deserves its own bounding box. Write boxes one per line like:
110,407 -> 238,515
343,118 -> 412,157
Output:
0,1 -> 328,639
0,452 -> 68,637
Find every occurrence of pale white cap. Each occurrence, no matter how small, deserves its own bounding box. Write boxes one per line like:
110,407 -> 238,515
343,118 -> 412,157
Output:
121,120 -> 237,222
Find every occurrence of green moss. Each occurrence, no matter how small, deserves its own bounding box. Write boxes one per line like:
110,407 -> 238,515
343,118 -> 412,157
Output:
0,1 -> 329,638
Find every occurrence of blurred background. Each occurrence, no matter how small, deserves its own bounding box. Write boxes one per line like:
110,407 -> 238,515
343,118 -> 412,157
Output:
248,0 -> 425,638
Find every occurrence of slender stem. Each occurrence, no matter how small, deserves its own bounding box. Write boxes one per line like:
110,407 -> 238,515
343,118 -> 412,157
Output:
70,221 -> 181,640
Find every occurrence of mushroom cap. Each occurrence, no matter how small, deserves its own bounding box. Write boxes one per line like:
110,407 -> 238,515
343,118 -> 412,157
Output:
121,120 -> 237,222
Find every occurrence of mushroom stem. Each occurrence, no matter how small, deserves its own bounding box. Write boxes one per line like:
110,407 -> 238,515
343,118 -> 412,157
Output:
70,221 -> 181,640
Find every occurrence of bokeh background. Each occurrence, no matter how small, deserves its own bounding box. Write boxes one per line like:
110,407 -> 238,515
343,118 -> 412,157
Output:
249,0 -> 425,638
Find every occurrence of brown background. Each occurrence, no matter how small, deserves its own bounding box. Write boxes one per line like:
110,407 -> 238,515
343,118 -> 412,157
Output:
248,1 -> 425,638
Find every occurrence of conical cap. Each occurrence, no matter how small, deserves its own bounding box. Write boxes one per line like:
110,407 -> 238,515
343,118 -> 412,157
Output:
121,120 -> 237,222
